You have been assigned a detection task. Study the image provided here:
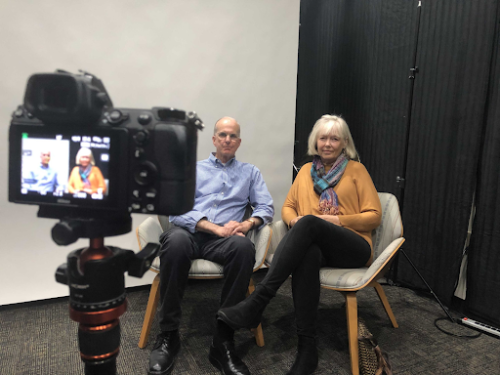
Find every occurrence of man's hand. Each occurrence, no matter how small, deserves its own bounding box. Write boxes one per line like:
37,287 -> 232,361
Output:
215,225 -> 240,238
224,220 -> 252,237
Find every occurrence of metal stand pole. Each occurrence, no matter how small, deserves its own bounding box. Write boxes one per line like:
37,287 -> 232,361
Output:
396,1 -> 456,323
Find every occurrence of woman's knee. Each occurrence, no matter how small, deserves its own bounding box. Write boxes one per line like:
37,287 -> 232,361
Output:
293,215 -> 321,234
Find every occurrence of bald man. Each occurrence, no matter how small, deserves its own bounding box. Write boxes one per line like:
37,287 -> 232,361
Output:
23,150 -> 59,193
149,117 -> 274,375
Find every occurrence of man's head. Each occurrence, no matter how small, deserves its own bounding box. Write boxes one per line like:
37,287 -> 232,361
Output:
40,151 -> 51,167
212,117 -> 241,163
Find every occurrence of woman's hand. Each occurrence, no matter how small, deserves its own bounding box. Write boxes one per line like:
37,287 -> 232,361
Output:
289,216 -> 303,228
317,215 -> 341,226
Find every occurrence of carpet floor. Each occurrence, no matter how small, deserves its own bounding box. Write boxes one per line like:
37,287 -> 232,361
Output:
1,269 -> 499,374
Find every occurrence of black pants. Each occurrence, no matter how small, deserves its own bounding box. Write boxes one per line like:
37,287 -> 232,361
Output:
158,227 -> 256,332
261,215 -> 371,338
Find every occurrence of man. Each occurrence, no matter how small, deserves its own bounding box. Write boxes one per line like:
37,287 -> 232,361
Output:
23,150 -> 59,193
149,117 -> 274,375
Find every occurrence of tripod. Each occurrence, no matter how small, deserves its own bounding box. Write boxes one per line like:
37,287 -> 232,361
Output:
39,207 -> 160,375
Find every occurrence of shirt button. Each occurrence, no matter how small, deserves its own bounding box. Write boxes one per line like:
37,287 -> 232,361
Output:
213,204 -> 216,207
221,192 -> 224,195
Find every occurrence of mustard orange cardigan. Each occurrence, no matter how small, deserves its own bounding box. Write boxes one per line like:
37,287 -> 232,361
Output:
282,161 -> 381,252
67,166 -> 106,194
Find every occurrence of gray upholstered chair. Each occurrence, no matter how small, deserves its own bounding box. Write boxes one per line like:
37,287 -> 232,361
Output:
136,214 -> 272,349
267,192 -> 404,375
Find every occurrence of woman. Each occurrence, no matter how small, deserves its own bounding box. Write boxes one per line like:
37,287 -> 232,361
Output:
68,148 -> 106,195
218,115 -> 381,374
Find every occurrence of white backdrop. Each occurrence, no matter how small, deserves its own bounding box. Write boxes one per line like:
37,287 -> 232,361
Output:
0,0 -> 300,305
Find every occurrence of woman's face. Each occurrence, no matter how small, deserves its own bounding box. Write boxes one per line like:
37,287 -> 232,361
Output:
79,155 -> 91,167
316,131 -> 345,165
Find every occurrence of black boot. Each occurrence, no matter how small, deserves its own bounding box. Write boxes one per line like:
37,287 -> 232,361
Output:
286,336 -> 318,375
148,330 -> 181,375
217,285 -> 274,330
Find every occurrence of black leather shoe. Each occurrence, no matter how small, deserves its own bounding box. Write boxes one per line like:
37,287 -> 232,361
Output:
148,331 -> 181,375
208,339 -> 251,375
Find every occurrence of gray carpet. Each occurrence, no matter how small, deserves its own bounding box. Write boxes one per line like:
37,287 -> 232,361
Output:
1,269 -> 499,375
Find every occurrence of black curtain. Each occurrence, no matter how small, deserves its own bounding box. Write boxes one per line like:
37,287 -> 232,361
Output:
466,2 -> 500,327
295,0 -> 499,308
394,1 -> 498,306
295,0 -> 415,198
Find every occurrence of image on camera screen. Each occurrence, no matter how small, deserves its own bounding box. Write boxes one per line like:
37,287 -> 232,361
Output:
21,132 -> 111,202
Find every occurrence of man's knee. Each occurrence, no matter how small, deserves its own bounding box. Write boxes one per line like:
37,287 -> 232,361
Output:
159,227 -> 194,262
227,236 -> 256,262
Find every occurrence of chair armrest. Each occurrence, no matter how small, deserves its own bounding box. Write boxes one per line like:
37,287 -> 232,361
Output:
361,237 -> 405,286
266,220 -> 288,265
251,224 -> 272,271
136,217 -> 163,250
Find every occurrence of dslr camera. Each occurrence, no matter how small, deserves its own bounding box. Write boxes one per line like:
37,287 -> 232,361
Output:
9,70 -> 203,224
8,70 -> 204,374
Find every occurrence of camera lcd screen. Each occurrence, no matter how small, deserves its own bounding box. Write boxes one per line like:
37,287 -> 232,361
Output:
9,125 -> 127,210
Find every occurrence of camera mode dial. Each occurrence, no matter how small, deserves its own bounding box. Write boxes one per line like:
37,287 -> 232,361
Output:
106,109 -> 129,125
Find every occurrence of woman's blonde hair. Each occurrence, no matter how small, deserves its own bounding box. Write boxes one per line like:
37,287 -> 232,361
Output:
307,115 -> 359,162
75,148 -> 95,166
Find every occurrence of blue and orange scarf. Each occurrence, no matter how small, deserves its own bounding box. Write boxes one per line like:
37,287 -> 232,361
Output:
311,153 -> 349,215
79,165 -> 93,190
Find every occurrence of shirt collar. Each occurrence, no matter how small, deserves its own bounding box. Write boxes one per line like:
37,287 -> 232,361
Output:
209,152 -> 236,167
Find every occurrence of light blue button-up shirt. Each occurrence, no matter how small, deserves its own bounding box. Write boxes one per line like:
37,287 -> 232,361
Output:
23,164 -> 59,193
170,153 -> 274,233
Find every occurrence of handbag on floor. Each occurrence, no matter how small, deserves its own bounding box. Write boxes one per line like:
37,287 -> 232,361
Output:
358,319 -> 393,375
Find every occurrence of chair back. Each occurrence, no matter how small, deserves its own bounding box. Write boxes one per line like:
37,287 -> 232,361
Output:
372,193 -> 403,260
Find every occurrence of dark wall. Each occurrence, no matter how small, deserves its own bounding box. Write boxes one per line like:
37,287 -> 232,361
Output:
466,2 -> 500,326
295,0 -> 500,315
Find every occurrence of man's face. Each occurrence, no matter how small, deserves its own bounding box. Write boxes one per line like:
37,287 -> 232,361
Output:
40,151 -> 51,166
212,119 -> 241,163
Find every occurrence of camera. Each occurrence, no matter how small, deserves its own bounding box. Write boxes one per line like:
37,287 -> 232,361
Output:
9,70 -> 203,220
8,70 -> 204,374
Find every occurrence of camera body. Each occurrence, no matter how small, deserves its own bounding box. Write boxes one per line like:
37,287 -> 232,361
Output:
9,71 -> 203,217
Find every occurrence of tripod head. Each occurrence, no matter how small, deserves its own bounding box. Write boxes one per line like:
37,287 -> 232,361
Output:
42,207 -> 159,375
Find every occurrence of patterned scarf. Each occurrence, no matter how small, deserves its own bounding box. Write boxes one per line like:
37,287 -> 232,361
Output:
311,152 -> 349,215
79,165 -> 93,190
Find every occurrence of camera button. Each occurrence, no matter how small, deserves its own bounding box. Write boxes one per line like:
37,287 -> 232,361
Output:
138,113 -> 152,125
146,204 -> 155,212
134,131 -> 149,145
132,189 -> 141,199
134,148 -> 145,159
14,109 -> 24,117
134,162 -> 157,186
145,189 -> 157,199
131,203 -> 142,210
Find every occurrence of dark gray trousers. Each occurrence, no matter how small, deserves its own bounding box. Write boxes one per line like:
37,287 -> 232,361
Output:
158,226 -> 256,332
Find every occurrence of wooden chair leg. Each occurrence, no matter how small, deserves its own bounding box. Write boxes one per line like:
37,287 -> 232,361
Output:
247,277 -> 265,347
251,324 -> 265,347
373,282 -> 398,328
345,292 -> 359,375
138,273 -> 161,349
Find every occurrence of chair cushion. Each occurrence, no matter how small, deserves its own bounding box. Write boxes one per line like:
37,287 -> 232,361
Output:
150,256 -> 224,276
320,267 -> 367,288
